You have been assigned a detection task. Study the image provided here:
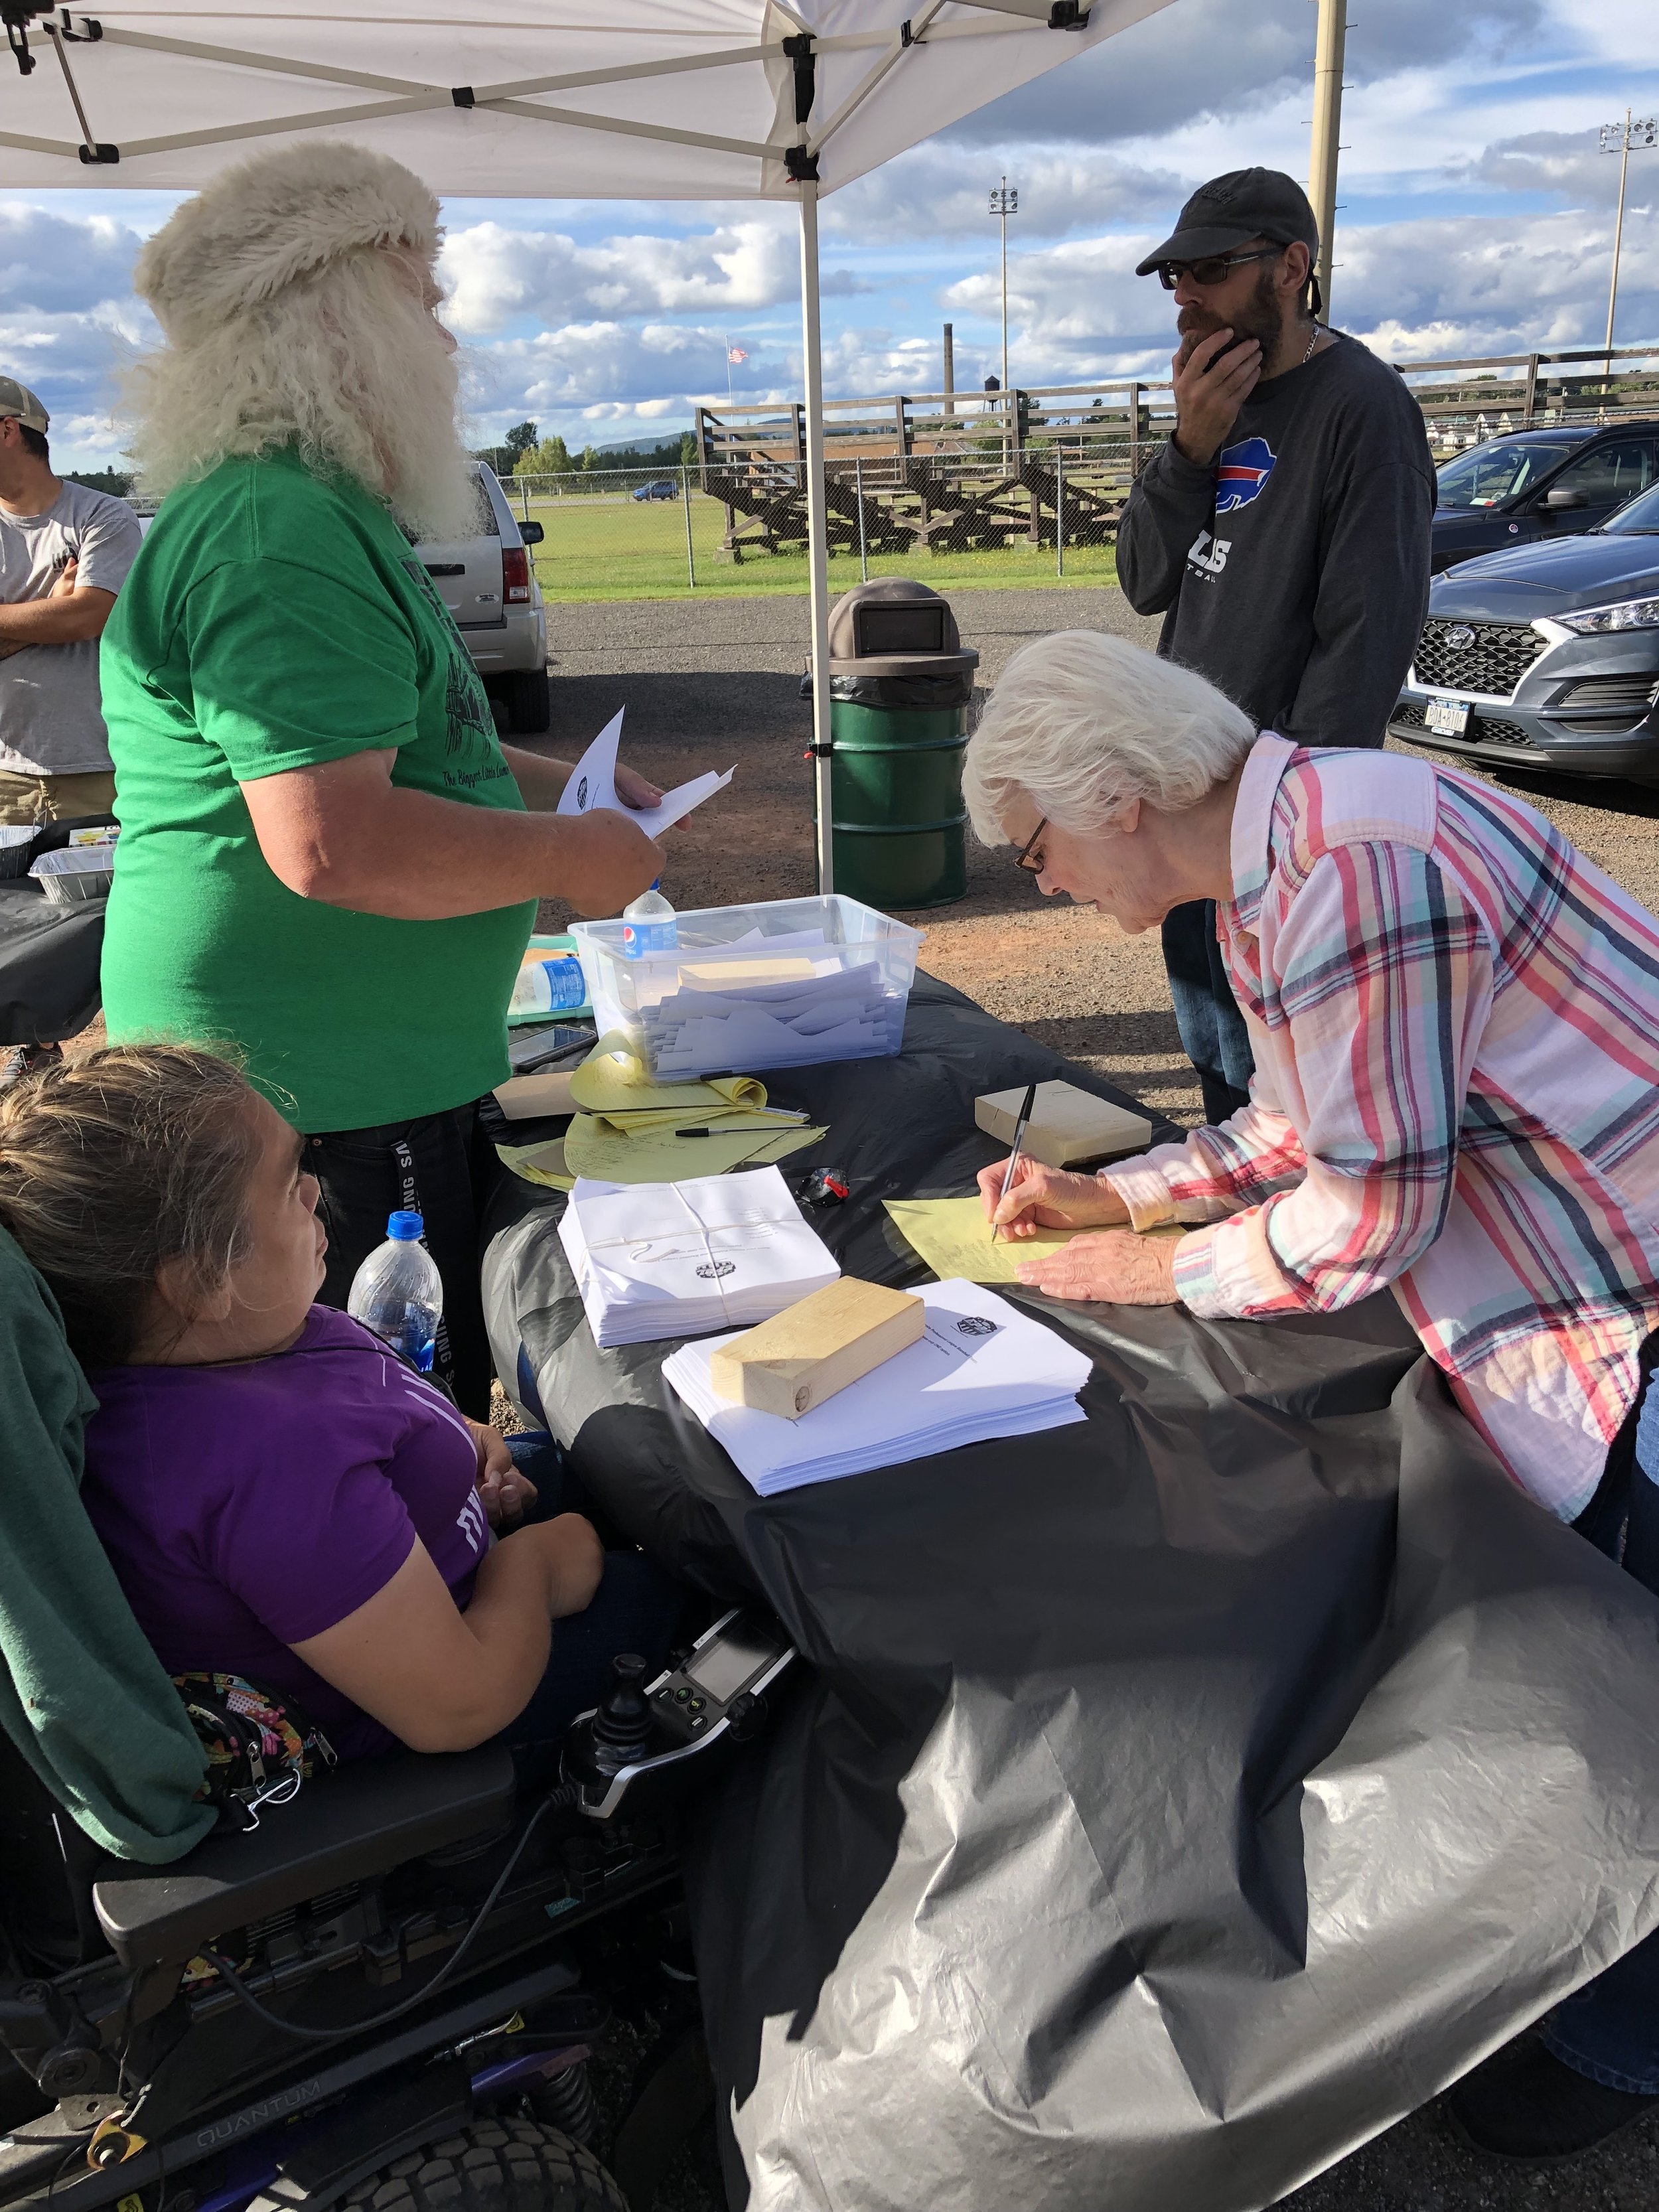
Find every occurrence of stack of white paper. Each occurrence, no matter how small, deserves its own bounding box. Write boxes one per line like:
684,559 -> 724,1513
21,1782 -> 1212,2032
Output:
559,1167 -> 839,1349
662,1279 -> 1092,1494
639,959 -> 901,1076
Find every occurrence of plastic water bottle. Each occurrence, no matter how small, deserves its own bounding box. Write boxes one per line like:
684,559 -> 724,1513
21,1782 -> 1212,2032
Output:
510,954 -> 587,1017
621,879 -> 679,960
347,1211 -> 444,1373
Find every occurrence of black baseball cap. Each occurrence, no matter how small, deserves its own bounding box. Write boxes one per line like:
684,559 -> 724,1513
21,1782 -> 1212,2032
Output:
1135,167 -> 1319,276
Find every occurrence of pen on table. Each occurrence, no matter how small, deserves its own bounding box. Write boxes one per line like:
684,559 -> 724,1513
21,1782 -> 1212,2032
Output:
991,1082 -> 1038,1244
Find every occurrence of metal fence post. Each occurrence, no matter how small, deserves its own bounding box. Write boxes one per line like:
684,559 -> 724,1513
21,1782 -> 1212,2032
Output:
855,455 -> 868,583
1056,441 -> 1064,579
682,466 -> 696,590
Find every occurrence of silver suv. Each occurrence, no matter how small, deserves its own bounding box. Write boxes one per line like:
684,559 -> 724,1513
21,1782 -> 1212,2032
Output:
412,463 -> 549,733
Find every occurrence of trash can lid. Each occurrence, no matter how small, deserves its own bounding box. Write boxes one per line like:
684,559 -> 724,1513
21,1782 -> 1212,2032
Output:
828,577 -> 980,679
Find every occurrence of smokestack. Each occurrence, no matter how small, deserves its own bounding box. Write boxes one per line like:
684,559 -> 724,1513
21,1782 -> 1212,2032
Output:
943,322 -> 955,416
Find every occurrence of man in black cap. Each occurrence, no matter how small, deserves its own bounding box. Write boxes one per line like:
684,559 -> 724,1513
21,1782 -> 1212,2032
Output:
1117,167 -> 1433,1124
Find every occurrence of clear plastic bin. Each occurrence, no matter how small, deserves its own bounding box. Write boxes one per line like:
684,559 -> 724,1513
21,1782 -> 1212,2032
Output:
568,894 -> 922,1080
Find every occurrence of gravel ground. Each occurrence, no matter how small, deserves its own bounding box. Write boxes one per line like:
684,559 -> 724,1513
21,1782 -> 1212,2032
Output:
536,587 -> 1659,2209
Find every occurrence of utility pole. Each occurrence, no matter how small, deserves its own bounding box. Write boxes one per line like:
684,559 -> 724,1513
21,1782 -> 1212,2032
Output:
1599,111 -> 1658,372
1307,0 -> 1345,323
989,177 -> 1018,396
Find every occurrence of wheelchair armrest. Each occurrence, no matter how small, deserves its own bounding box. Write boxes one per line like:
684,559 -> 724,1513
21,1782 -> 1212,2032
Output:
91,1746 -> 518,1974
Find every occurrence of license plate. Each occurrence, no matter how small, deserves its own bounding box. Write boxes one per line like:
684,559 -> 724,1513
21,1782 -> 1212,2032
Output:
1425,696 -> 1471,737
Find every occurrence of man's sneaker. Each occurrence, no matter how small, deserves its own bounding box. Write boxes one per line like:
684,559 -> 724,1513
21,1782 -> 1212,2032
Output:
1447,2039 -> 1659,2164
0,1041 -> 61,1093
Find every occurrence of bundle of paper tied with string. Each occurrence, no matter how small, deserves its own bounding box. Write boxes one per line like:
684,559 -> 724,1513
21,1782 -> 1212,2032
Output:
496,1031 -> 828,1193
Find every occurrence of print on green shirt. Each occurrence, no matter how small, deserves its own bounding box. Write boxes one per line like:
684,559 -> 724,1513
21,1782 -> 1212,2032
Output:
99,452 -> 537,1133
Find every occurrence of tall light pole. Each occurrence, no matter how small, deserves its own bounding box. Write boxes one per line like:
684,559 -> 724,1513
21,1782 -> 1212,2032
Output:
1307,0 -> 1346,324
1599,111 -> 1658,370
989,177 -> 1018,395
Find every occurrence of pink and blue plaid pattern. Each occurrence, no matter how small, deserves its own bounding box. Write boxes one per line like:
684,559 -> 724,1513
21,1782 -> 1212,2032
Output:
1106,735 -> 1659,1518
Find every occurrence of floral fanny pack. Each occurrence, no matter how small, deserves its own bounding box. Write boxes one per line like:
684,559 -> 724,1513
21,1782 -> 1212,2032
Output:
173,1672 -> 338,1830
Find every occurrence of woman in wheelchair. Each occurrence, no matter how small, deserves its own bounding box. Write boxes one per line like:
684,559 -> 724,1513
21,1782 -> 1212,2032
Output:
0,1044 -> 678,1776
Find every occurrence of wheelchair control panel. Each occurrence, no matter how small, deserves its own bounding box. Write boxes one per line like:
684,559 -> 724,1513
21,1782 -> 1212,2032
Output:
563,1607 -> 795,1821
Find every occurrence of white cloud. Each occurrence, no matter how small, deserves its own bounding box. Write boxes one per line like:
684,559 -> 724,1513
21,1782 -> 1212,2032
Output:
822,143 -> 1184,243
441,216 -> 869,336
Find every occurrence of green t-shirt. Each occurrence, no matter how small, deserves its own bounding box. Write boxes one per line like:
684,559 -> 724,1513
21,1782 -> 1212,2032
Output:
100,451 -> 535,1132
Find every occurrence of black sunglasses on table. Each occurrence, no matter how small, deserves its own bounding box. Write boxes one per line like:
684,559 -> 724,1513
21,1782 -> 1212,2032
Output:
1155,246 -> 1282,289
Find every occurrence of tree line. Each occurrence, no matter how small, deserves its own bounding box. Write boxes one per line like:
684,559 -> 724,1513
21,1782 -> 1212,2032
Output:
473,422 -> 697,479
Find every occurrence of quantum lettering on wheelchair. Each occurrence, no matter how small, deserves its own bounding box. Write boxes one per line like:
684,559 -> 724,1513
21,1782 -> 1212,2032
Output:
195,2078 -> 324,2148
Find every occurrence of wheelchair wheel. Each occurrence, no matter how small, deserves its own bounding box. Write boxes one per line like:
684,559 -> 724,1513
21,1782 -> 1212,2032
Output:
342,2116 -> 626,2212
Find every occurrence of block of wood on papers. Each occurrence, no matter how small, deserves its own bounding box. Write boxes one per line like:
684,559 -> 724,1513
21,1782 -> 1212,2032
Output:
709,1277 -> 925,1420
975,1080 -> 1151,1168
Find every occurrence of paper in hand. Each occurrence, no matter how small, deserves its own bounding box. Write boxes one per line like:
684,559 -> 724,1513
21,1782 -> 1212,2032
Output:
555,707 -> 734,838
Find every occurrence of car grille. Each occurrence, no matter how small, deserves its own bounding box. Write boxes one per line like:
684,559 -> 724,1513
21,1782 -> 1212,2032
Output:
1413,619 -> 1550,698
1392,701 -> 1533,748
1548,675 -> 1659,713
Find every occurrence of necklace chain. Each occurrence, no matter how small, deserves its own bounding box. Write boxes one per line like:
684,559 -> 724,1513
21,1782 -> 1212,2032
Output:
1301,324 -> 1321,367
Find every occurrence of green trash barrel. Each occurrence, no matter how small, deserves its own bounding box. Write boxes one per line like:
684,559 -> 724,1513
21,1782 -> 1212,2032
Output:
821,579 -> 979,911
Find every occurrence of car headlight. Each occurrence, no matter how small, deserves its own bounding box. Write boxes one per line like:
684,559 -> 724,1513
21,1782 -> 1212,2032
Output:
1557,595 -> 1659,635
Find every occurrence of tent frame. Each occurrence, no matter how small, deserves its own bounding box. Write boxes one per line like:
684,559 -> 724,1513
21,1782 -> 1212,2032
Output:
9,0 -> 1096,892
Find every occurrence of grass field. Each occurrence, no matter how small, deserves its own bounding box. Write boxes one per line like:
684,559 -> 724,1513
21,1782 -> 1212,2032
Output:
521,488 -> 1118,602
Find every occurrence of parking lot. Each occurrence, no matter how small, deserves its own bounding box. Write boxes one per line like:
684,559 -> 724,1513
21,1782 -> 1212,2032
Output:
538,585 -> 1659,2211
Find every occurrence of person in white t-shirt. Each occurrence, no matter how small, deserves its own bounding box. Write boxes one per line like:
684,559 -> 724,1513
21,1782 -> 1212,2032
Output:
0,377 -> 143,825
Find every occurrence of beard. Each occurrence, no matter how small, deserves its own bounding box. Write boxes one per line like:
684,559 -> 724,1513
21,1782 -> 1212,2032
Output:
1176,264 -> 1290,378
379,331 -> 488,546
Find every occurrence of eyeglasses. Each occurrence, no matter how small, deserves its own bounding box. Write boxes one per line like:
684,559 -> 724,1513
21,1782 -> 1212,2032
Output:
1011,817 -> 1048,873
1156,247 -> 1281,290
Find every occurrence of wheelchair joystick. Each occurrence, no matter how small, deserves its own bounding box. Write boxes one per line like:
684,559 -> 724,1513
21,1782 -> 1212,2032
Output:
589,1653 -> 652,1775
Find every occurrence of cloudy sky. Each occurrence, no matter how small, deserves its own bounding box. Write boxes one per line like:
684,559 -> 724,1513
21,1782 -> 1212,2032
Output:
6,0 -> 1656,470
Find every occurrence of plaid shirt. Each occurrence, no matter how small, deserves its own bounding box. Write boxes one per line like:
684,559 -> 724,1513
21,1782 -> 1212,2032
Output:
1106,735 -> 1659,1518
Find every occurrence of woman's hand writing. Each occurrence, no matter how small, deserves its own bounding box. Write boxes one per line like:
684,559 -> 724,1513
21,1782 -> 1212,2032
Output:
977,1156 -> 1132,1240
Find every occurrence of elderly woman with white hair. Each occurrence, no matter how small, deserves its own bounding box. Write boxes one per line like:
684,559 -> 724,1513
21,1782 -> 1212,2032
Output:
965,627 -> 1659,2162
97,143 -> 665,1415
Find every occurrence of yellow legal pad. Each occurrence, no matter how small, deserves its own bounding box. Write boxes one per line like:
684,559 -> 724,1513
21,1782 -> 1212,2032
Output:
884,1196 -> 1181,1285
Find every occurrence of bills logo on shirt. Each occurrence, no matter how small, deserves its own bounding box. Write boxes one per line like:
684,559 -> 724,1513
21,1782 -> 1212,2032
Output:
1214,435 -> 1277,514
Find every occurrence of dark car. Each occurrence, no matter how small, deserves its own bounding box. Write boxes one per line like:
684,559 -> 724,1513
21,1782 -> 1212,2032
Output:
630,477 -> 679,501
1429,421 -> 1659,573
1390,475 -> 1659,782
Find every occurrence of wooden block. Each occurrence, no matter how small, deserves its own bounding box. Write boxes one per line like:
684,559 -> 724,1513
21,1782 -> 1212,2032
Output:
975,1079 -> 1151,1168
709,1277 -> 925,1421
493,1067 -> 578,1121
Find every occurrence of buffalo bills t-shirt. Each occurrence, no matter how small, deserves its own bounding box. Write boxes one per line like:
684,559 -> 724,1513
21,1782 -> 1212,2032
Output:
82,1305 -> 488,1759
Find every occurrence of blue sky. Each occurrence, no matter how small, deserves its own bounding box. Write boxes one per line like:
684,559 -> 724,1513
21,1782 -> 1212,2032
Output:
5,0 -> 1657,469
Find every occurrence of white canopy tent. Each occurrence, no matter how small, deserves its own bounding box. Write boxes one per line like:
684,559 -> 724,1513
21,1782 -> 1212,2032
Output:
0,0 -> 1174,887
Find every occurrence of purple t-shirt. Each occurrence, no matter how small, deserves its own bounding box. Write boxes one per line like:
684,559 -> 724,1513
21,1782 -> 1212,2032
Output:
83,1305 -> 490,1758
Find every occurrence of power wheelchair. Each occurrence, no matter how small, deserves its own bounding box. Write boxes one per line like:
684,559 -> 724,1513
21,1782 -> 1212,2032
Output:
0,1607 -> 794,2212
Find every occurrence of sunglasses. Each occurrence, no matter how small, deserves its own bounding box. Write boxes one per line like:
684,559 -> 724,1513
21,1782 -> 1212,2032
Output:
1012,817 -> 1048,873
1156,246 -> 1281,290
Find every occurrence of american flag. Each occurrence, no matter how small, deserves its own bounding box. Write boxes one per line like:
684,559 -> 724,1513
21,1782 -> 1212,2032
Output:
727,346 -> 749,364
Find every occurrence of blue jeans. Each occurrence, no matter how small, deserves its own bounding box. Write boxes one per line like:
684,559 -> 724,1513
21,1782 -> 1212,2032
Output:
1161,899 -> 1254,1125
492,1433 -> 687,1787
1545,1375 -> 1659,2093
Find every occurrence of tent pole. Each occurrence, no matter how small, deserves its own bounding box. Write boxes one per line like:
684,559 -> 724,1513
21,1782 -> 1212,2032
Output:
799,178 -> 835,897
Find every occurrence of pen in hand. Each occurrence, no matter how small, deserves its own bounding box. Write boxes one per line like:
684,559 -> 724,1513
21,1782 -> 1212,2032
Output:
991,1082 -> 1038,1244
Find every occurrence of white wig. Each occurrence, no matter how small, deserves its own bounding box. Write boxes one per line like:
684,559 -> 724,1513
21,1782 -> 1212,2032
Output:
125,142 -> 480,543
963,629 -> 1256,844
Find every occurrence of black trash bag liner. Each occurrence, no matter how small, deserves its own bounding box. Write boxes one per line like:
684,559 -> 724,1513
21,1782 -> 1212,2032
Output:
798,670 -> 977,710
480,976 -> 1659,2212
0,812 -> 117,1046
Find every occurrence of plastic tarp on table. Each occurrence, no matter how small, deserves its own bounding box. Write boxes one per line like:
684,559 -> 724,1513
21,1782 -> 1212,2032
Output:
482,976 -> 1659,2212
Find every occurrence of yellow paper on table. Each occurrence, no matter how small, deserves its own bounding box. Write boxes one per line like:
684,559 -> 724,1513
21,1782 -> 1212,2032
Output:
495,1137 -> 575,1193
568,1031 -> 767,1119
884,1196 -> 1183,1285
564,1114 -> 827,1185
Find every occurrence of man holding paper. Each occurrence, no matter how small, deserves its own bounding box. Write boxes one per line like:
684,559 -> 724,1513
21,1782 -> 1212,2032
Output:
97,146 -> 699,1412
